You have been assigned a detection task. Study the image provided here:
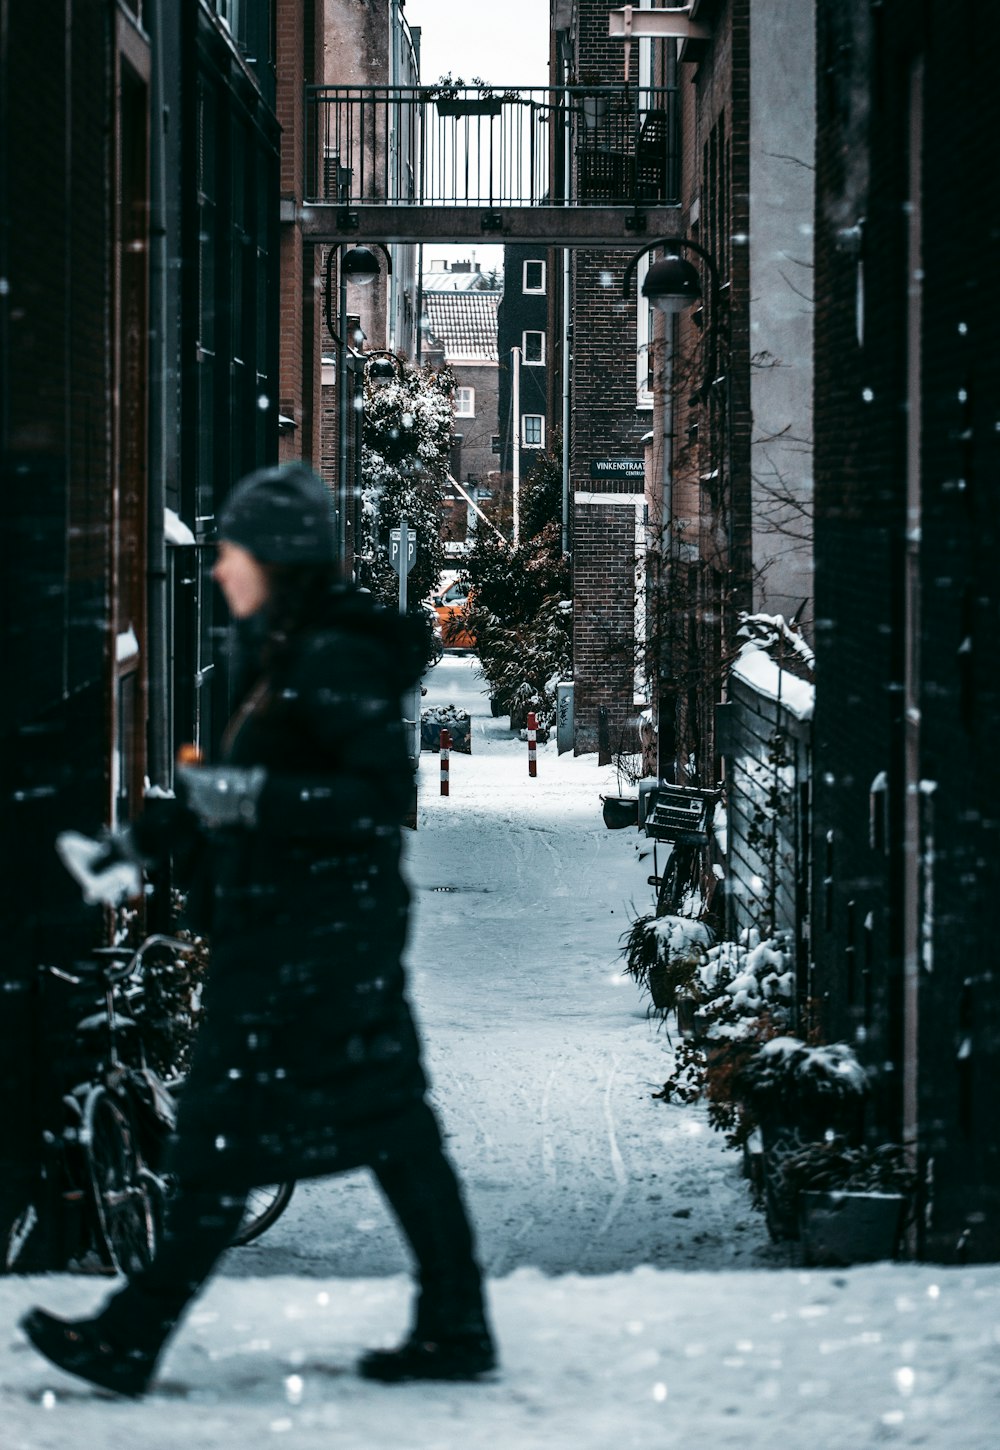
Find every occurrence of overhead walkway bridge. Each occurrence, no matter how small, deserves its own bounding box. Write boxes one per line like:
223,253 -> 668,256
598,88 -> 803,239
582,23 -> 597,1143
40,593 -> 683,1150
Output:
302,83 -> 681,247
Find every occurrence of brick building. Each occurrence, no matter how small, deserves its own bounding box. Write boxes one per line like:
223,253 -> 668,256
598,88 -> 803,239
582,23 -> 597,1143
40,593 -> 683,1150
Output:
811,0 -> 1000,1260
552,1 -> 671,755
497,244 -> 553,488
422,280 -> 501,546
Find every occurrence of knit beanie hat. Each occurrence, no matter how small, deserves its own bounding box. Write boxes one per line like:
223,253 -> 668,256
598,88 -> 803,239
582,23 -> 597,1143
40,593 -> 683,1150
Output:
218,464 -> 336,564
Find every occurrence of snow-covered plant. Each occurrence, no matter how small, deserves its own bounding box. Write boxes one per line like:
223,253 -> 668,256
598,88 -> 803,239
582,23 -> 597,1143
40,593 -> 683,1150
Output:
691,927 -> 796,1042
358,361 -> 455,614
651,927 -> 797,1148
420,704 -> 470,725
464,504 -> 571,729
733,1037 -> 870,1117
620,912 -> 713,1011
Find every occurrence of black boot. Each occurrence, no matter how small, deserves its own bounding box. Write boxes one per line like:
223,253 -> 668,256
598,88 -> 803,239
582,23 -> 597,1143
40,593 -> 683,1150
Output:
358,1319 -> 496,1383
19,1307 -> 159,1398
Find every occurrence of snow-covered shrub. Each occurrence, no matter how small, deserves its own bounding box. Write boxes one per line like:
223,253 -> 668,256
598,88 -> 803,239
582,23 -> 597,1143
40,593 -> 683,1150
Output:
358,361 -> 454,623
620,912 -> 713,1012
464,509 -> 571,729
691,927 -> 796,1042
733,1037 -> 870,1119
651,927 -> 797,1148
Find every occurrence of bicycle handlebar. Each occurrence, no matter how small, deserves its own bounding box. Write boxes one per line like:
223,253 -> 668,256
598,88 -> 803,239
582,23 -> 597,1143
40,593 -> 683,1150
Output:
42,934 -> 194,989
103,934 -> 194,985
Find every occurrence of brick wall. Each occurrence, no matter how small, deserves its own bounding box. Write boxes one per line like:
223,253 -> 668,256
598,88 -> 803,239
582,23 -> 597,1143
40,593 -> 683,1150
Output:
566,2 -> 656,751
277,0 -> 323,463
572,501 -> 639,754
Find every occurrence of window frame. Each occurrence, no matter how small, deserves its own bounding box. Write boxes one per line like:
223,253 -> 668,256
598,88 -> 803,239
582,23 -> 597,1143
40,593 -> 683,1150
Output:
522,259 -> 546,294
522,413 -> 545,449
454,385 -> 476,418
522,329 -> 545,366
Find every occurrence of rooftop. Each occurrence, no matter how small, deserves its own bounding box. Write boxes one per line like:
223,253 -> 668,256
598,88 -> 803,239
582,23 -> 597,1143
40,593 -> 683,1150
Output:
423,290 -> 501,362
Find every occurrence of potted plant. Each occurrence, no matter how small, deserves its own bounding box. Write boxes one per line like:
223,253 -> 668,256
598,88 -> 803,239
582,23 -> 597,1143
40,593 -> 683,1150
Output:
420,703 -> 472,754
430,73 -> 507,117
778,1139 -> 916,1265
620,913 -> 713,1016
734,1038 -> 870,1239
600,725 -> 643,828
734,1037 -> 869,1138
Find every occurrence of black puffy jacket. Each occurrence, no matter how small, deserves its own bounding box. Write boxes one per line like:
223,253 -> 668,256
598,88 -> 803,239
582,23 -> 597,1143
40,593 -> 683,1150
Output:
163,587 -> 433,1188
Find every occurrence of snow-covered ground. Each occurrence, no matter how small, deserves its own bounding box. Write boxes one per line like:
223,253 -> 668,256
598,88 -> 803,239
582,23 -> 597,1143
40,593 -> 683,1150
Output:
3,655 -> 998,1446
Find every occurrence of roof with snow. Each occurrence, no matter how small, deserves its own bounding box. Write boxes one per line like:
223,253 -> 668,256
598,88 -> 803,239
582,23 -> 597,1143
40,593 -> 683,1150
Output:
422,290 -> 500,362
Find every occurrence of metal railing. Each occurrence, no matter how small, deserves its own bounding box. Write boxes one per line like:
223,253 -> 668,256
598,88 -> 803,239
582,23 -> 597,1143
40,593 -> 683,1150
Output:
305,84 -> 679,211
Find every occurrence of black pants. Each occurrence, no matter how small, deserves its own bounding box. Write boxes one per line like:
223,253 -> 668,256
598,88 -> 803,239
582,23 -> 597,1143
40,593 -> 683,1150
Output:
98,1124 -> 485,1352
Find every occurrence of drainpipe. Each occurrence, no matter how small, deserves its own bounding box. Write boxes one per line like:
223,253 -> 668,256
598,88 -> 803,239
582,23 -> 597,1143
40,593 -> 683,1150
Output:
337,252 -> 349,562
561,248 -> 571,555
561,58 -> 572,557
146,0 -> 170,788
511,344 -> 521,546
658,307 -> 675,783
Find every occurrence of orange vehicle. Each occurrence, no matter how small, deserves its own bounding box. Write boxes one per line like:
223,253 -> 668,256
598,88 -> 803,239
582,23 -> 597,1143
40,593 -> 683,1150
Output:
431,579 -> 475,651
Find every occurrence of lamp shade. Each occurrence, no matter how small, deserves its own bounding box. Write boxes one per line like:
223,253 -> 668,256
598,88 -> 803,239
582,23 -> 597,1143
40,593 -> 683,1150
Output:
341,245 -> 380,285
366,355 -> 399,386
642,255 -> 703,314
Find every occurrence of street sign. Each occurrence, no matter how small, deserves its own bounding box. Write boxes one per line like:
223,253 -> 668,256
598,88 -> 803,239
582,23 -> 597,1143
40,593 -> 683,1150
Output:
589,457 -> 644,480
389,526 -> 417,576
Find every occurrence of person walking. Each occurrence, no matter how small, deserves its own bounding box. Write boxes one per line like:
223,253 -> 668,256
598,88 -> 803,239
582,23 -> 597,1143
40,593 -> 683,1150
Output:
21,463 -> 495,1396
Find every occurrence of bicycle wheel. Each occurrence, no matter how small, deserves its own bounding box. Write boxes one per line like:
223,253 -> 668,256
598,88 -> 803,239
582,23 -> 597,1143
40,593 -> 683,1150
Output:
655,847 -> 682,916
84,1088 -> 158,1275
232,1181 -> 295,1246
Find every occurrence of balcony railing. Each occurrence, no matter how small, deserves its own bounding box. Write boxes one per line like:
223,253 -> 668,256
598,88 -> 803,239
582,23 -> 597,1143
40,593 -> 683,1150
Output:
305,84 -> 679,211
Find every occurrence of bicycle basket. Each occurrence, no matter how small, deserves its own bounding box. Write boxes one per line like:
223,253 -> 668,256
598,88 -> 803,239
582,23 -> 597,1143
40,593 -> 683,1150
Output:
646,785 -> 720,845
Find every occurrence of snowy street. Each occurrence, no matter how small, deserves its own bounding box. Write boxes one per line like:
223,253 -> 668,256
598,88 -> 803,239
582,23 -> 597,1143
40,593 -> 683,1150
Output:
3,656 -> 999,1446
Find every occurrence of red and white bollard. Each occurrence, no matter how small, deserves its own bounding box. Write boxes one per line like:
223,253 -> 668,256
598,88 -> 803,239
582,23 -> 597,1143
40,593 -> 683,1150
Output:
440,728 -> 451,796
527,711 -> 537,778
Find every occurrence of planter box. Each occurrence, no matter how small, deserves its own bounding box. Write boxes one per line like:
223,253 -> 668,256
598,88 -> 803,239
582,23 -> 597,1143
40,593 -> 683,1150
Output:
602,795 -> 638,829
758,1122 -> 809,1242
421,716 -> 471,754
675,997 -> 698,1037
798,1190 -> 905,1267
436,98 -> 503,117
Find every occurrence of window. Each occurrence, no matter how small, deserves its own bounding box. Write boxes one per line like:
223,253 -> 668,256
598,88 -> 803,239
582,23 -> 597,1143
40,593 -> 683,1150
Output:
455,386 -> 475,417
522,414 -> 544,448
523,259 -> 545,294
522,330 -> 545,365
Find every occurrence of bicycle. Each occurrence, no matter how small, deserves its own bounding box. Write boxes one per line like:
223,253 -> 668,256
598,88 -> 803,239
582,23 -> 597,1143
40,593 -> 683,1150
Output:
646,784 -> 723,919
40,934 -> 294,1274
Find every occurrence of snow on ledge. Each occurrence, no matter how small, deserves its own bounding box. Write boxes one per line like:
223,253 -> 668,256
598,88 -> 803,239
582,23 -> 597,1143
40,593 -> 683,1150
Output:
731,643 -> 814,721
115,624 -> 139,663
165,507 -> 196,545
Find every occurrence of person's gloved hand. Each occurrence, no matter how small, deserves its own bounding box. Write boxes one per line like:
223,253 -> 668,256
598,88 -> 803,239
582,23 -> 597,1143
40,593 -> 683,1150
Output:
176,765 -> 267,829
55,831 -> 143,906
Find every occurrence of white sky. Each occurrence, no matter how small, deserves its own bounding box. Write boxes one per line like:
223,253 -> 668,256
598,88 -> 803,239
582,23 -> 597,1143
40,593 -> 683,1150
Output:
404,0 -> 550,273
404,0 -> 550,89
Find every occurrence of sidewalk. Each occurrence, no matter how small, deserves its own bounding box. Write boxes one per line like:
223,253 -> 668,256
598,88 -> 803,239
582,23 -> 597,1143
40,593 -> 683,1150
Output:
3,656 -> 998,1447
